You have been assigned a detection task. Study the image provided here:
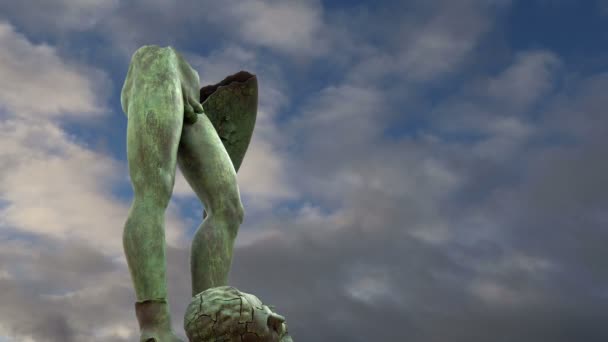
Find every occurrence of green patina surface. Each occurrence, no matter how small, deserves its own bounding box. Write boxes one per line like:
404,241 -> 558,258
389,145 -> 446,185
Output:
184,286 -> 293,342
201,73 -> 258,173
120,45 -> 258,342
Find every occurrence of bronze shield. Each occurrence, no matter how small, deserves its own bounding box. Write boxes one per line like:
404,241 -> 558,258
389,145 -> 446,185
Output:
200,71 -> 258,173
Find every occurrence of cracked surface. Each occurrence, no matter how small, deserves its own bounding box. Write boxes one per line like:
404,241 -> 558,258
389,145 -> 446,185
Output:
184,286 -> 292,342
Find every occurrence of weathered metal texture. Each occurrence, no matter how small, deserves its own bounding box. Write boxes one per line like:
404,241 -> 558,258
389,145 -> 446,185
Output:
199,71 -> 257,221
121,44 -> 265,342
121,44 -> 204,301
200,71 -> 258,173
184,286 -> 292,342
121,44 -> 205,342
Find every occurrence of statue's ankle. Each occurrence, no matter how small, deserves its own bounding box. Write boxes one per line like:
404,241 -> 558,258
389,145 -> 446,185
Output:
135,299 -> 172,331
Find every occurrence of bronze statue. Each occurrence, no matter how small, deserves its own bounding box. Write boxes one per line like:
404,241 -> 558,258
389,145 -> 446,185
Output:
121,45 -> 291,341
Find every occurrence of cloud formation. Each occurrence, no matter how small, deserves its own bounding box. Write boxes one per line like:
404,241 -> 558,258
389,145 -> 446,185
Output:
0,1 -> 607,341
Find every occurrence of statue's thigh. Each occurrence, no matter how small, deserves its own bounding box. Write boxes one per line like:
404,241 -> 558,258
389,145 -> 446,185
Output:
125,49 -> 184,203
177,113 -> 239,210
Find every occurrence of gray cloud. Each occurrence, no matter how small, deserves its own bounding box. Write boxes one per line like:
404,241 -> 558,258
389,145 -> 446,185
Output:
220,31 -> 608,341
0,0 -> 118,35
339,0 -> 512,86
0,236 -> 136,341
1,1 -> 607,341
223,70 -> 608,340
0,0 -> 327,61
0,21 -> 110,119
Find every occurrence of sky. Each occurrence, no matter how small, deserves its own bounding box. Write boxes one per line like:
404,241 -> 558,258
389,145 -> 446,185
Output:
0,0 -> 607,341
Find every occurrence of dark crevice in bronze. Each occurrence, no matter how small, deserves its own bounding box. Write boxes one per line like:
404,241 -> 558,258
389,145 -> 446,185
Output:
200,70 -> 255,103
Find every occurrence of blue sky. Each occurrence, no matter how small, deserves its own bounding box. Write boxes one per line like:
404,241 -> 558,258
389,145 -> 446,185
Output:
0,0 -> 607,341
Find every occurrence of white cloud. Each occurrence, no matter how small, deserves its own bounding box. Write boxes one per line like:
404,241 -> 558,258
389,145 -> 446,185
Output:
185,45 -> 258,86
409,220 -> 453,244
227,0 -> 327,56
468,252 -> 555,307
0,21 -> 109,119
235,201 -> 351,247
0,0 -> 119,34
400,23 -> 481,82
345,267 -> 394,304
3,1 -> 607,340
470,116 -> 535,161
238,132 -> 296,206
93,324 -> 137,340
485,50 -> 561,110
429,49 -> 562,161
51,0 -> 329,61
346,0 -> 505,84
290,84 -> 387,148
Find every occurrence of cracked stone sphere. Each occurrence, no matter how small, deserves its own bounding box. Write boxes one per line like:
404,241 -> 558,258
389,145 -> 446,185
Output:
184,286 -> 293,342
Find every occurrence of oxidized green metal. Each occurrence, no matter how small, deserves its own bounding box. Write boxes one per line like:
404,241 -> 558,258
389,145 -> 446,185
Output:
184,286 -> 293,342
121,45 -> 256,342
198,71 -> 258,220
200,71 -> 258,171
201,70 -> 258,173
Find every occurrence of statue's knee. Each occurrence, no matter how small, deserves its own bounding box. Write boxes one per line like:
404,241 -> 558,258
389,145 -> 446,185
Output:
214,199 -> 245,226
229,200 -> 245,225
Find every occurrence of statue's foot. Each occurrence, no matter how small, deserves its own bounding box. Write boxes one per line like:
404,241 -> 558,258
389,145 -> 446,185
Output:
140,328 -> 184,342
135,300 -> 184,342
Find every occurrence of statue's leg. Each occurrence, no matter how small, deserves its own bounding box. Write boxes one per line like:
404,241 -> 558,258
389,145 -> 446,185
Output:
177,112 -> 245,296
122,45 -> 188,341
